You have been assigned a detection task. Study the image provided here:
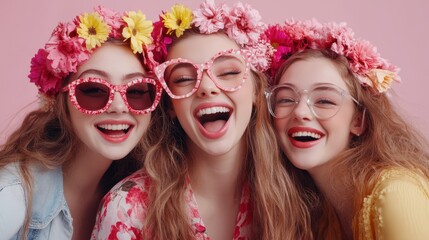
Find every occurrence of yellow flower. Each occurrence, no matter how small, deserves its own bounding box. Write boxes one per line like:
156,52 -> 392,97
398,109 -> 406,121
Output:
366,69 -> 396,93
162,4 -> 193,38
122,10 -> 153,54
77,13 -> 110,51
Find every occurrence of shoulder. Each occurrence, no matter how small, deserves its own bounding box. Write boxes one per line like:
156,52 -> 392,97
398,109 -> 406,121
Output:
1,162 -> 70,234
92,170 -> 150,239
0,164 -> 26,238
26,164 -> 67,228
0,163 -> 22,189
359,168 -> 429,240
104,169 -> 152,207
371,168 -> 429,196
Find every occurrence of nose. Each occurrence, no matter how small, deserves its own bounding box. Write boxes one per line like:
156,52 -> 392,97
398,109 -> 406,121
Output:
292,97 -> 314,121
196,71 -> 221,97
107,91 -> 129,113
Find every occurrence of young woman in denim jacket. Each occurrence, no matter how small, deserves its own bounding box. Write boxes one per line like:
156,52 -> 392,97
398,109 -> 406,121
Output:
0,6 -> 161,240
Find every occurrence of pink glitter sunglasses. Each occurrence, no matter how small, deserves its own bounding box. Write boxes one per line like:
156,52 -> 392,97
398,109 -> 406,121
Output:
62,77 -> 162,115
154,49 -> 250,99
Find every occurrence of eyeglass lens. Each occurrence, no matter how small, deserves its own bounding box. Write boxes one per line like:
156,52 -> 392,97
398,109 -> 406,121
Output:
163,53 -> 246,97
269,86 -> 345,119
75,81 -> 156,111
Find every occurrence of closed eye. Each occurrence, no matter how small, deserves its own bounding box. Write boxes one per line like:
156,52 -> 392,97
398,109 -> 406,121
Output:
217,70 -> 241,77
172,76 -> 197,85
276,97 -> 296,106
314,99 -> 337,105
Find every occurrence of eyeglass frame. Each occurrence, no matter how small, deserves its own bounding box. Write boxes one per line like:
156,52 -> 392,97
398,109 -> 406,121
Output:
265,83 -> 362,120
62,77 -> 163,115
154,48 -> 251,99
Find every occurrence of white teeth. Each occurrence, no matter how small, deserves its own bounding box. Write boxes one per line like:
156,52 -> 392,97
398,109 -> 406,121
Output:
197,106 -> 230,117
97,124 -> 130,131
291,131 -> 321,139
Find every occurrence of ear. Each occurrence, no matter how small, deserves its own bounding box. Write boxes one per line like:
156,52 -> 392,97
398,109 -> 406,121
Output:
350,108 -> 366,136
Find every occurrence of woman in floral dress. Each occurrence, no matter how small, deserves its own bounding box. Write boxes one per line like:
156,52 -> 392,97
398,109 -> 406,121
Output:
91,1 -> 312,240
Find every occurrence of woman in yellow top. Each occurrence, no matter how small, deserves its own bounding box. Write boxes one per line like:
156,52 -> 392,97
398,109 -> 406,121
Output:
263,19 -> 429,239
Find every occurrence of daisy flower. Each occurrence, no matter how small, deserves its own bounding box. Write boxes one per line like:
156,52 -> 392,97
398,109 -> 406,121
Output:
162,4 -> 193,38
122,10 -> 153,54
77,12 -> 110,51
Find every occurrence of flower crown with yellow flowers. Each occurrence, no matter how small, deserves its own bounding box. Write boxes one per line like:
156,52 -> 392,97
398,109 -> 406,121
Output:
263,19 -> 400,93
149,0 -> 274,72
29,6 -> 154,98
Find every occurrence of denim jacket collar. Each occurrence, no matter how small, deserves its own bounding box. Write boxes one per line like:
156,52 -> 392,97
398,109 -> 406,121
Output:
28,164 -> 72,229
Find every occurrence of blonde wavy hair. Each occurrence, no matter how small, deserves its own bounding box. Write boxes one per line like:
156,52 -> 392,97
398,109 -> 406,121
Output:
138,34 -> 313,239
274,49 -> 429,239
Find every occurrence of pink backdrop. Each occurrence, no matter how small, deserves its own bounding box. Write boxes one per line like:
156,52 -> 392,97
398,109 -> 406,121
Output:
1,0 -> 428,144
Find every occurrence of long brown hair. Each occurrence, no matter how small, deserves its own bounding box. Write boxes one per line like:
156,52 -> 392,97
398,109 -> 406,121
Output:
140,32 -> 312,239
0,42 -> 146,238
274,49 -> 429,239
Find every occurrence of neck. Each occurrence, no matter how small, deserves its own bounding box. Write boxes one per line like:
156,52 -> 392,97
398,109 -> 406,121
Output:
63,145 -> 113,240
63,145 -> 112,197
310,164 -> 355,238
188,140 -> 246,200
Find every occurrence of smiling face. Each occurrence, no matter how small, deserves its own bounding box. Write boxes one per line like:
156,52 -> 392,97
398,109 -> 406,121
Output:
67,43 -> 152,160
166,33 -> 255,157
274,56 -> 362,175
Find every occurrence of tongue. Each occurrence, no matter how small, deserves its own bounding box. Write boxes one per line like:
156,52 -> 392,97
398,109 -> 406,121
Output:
101,129 -> 125,136
203,120 -> 226,132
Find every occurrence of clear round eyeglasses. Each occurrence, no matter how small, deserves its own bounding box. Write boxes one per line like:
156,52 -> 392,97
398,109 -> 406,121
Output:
265,83 -> 362,120
154,49 -> 250,99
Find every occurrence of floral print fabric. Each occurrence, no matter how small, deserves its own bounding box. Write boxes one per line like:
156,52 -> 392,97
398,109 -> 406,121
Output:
91,170 -> 252,240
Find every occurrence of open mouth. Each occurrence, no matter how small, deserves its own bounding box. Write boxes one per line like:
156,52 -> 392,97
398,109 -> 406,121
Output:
196,106 -> 231,132
290,131 -> 322,142
96,124 -> 131,135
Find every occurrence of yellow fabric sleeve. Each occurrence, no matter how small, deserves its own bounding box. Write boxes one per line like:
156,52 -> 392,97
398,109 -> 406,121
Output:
362,170 -> 429,240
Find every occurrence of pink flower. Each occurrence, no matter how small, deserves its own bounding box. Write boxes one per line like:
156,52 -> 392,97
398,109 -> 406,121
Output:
325,22 -> 355,55
28,49 -> 62,96
108,222 -> 142,240
45,22 -> 90,75
151,19 -> 172,63
224,2 -> 264,45
264,24 -> 292,62
192,0 -> 226,34
95,5 -> 124,38
346,39 -> 382,75
125,184 -> 147,207
284,19 -> 323,52
194,223 -> 206,233
262,24 -> 293,79
245,40 -> 275,72
141,45 -> 159,71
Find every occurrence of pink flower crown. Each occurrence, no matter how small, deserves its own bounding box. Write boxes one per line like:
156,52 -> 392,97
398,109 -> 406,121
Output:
263,19 -> 401,93
149,0 -> 274,72
29,6 -> 155,97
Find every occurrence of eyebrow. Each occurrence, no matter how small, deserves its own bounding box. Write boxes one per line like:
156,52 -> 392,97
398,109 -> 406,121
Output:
77,69 -> 148,81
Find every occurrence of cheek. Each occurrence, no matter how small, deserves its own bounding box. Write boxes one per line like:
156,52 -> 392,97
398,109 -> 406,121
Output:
273,118 -> 288,132
135,114 -> 151,130
171,99 -> 190,122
